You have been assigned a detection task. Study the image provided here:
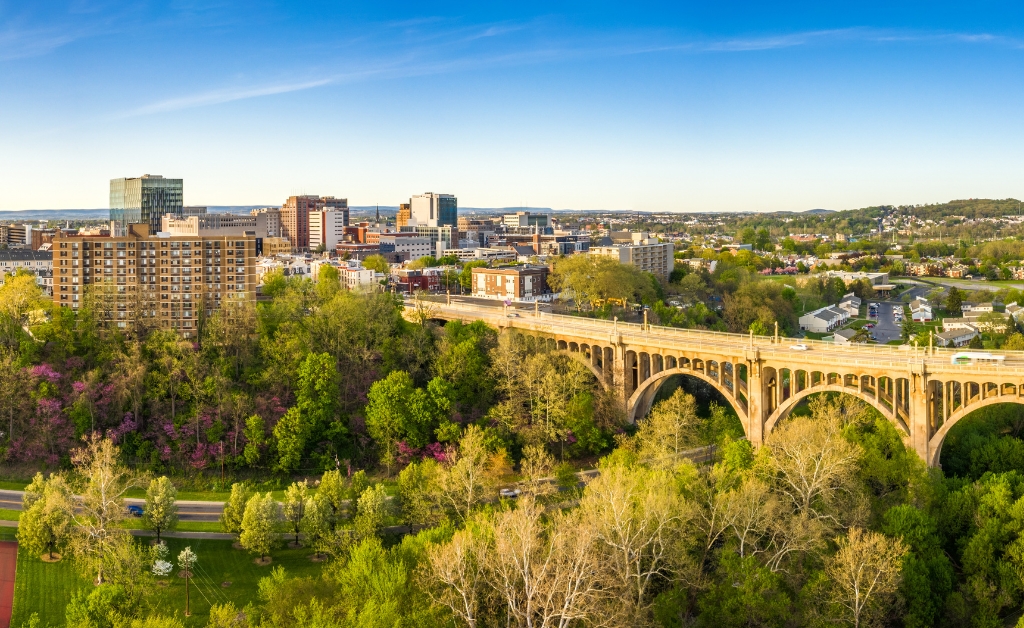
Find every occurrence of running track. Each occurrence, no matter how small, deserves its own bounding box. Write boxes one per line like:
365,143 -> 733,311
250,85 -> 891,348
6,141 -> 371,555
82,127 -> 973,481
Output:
0,542 -> 15,628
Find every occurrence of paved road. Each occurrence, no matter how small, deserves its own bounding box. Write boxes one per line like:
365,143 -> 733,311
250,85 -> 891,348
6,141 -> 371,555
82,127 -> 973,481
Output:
0,489 -> 225,523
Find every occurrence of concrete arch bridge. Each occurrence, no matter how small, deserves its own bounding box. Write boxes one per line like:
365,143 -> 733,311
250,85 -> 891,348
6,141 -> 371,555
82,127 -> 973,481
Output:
408,299 -> 1024,467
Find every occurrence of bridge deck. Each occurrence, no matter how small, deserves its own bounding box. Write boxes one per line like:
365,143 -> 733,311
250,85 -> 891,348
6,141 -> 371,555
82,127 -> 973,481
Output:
409,299 -> 1024,378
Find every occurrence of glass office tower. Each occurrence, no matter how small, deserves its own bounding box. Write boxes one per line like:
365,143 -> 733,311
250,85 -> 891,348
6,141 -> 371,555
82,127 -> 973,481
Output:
110,175 -> 183,231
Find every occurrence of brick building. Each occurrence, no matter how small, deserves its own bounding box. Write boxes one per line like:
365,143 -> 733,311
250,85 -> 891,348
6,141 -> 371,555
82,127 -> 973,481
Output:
470,265 -> 554,302
53,224 -> 257,337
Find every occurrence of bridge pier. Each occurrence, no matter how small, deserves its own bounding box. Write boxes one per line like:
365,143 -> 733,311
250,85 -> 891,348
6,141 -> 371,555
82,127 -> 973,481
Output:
908,364 -> 931,464
745,354 -> 766,447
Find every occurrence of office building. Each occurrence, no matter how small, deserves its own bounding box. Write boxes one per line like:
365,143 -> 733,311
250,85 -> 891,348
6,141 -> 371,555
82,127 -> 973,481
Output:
110,175 -> 183,231
251,208 -> 282,237
589,233 -> 674,280
378,234 -> 432,261
410,193 -> 457,228
280,196 -> 348,249
183,206 -> 207,217
502,211 -> 549,229
396,204 -> 412,228
53,224 -> 257,338
308,210 -> 347,250
399,225 -> 457,258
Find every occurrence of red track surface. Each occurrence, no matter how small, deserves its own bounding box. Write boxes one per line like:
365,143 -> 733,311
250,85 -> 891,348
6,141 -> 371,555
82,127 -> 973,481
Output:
0,542 -> 16,628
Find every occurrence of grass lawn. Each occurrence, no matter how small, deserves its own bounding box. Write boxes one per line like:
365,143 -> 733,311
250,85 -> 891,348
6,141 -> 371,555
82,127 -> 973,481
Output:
120,519 -> 224,533
0,508 -> 20,521
802,332 -> 829,340
12,537 -> 325,627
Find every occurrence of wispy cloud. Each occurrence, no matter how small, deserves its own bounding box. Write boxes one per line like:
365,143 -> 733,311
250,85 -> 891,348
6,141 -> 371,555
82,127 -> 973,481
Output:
116,22 -> 1024,117
127,77 -> 339,116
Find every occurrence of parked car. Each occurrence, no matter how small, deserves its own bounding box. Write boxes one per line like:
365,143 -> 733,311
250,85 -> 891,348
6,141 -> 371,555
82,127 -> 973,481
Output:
127,505 -> 144,517
499,488 -> 522,499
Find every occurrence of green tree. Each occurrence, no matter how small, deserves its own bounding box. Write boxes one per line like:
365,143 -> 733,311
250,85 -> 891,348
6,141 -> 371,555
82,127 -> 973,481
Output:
300,497 -> 331,560
317,469 -> 348,529
273,352 -> 340,472
459,261 -> 488,292
365,371 -> 452,473
220,482 -> 254,540
946,287 -> 963,315
362,254 -> 390,275
282,480 -> 308,546
142,477 -> 178,542
240,492 -> 282,563
17,473 -> 72,560
353,484 -> 391,540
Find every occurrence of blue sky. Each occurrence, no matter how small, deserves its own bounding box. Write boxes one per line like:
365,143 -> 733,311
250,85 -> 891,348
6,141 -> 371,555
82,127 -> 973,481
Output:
2,2 -> 1024,212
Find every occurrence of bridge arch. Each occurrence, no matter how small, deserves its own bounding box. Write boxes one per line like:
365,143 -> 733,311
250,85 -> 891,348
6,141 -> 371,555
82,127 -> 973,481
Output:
927,396 -> 1024,468
626,367 -> 747,426
554,350 -> 610,391
764,384 -> 910,437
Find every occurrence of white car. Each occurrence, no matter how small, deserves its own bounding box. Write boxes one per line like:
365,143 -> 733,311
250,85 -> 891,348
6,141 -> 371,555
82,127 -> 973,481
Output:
790,344 -> 810,351
499,488 -> 522,499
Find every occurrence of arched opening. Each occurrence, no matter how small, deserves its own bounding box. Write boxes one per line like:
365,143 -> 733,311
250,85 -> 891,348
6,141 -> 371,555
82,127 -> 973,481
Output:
764,385 -> 908,437
937,402 -> 1024,476
633,371 -> 746,441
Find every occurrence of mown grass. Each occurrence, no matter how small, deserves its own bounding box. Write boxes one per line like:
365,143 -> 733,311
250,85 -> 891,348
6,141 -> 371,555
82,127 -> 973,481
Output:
12,537 -> 325,627
120,518 -> 224,533
0,508 -> 19,521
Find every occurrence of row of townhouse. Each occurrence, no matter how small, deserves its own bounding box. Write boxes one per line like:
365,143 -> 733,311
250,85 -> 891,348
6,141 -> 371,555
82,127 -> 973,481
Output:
905,260 -> 970,278
799,304 -> 850,333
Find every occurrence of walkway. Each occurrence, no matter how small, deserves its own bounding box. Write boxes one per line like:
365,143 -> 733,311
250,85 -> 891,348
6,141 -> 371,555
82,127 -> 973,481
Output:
0,542 -> 16,628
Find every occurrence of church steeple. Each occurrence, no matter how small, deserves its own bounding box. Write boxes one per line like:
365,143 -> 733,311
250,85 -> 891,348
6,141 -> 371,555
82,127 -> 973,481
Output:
375,204 -> 380,223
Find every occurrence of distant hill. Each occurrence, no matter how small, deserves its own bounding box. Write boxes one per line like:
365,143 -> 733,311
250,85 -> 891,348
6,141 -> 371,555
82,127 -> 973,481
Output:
804,208 -> 834,215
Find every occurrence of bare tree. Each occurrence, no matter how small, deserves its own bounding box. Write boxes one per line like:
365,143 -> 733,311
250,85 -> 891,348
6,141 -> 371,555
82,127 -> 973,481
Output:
762,411 -> 862,526
579,464 -> 690,622
69,435 -> 145,584
487,496 -> 603,628
439,425 -> 493,521
426,526 -> 487,628
826,527 -> 908,628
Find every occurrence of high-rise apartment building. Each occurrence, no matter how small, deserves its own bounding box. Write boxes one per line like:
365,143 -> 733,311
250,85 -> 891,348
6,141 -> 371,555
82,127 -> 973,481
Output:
410,193 -> 456,228
110,175 -> 183,231
396,203 -> 412,228
53,224 -> 257,338
589,233 -> 674,281
279,196 -> 348,249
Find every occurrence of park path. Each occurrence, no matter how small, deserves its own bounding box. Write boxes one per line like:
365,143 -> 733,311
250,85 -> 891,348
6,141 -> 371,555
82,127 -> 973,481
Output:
0,542 -> 16,628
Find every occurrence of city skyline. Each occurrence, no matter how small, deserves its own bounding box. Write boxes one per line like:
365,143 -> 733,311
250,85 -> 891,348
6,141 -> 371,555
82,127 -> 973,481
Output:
3,2 -> 1024,212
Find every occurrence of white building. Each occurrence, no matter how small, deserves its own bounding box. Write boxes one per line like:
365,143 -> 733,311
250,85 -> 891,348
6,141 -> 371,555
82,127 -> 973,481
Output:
339,260 -> 378,290
799,305 -> 849,333
936,328 -> 978,347
909,297 -> 933,322
309,210 -> 347,251
378,234 -> 432,261
410,193 -> 457,228
838,292 -> 861,317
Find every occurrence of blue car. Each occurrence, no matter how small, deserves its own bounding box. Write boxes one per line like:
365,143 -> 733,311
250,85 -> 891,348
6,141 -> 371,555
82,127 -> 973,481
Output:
127,505 -> 144,517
